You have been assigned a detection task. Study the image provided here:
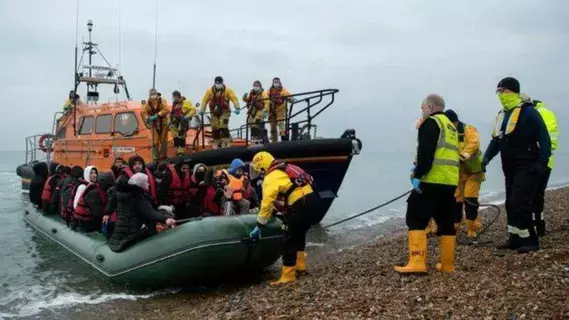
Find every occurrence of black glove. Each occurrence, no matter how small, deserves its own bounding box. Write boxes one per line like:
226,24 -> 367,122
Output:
481,157 -> 488,173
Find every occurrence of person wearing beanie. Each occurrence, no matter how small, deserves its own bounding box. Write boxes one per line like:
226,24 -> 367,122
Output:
242,80 -> 269,144
482,77 -> 552,253
441,109 -> 486,240
199,76 -> 241,148
109,172 -> 176,253
170,90 -> 197,156
267,77 -> 293,142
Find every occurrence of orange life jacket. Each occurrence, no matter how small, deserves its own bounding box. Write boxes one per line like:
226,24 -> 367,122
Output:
41,174 -> 64,202
73,183 -> 108,222
267,161 -> 314,212
216,169 -> 244,201
166,164 -> 191,204
123,167 -> 157,202
248,90 -> 265,111
269,87 -> 284,106
209,87 -> 230,112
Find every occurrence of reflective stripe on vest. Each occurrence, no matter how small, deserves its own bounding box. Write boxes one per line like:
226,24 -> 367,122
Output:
491,106 -> 521,138
535,103 -> 558,169
420,114 -> 460,186
459,124 -> 484,174
166,165 -> 191,204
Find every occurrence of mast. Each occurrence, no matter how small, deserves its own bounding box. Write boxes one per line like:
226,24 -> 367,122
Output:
152,0 -> 159,89
73,0 -> 80,136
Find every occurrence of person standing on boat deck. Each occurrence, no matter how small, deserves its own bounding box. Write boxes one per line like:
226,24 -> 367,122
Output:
518,94 -> 558,237
248,151 -> 321,285
243,80 -> 269,144
394,94 -> 459,274
63,90 -> 84,112
142,88 -> 170,162
170,90 -> 197,156
268,77 -> 293,142
443,109 -> 486,240
482,77 -> 551,253
29,162 -> 49,209
109,173 -> 176,253
199,76 -> 241,148
156,158 -> 193,219
216,159 -> 250,215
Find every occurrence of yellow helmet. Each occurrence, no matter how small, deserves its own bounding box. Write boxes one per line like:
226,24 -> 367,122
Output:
250,151 -> 275,179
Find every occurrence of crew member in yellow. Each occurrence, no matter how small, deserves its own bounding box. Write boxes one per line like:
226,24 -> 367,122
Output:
169,90 -> 197,156
520,94 -> 558,237
248,151 -> 322,285
243,80 -> 269,144
63,90 -> 84,111
199,76 -> 240,148
394,94 -> 459,274
142,88 -> 170,163
267,77 -> 293,142
444,109 -> 485,239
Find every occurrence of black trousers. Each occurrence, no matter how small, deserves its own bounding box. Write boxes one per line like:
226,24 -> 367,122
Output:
406,183 -> 457,236
504,164 -> 539,234
281,192 -> 322,267
533,166 -> 551,221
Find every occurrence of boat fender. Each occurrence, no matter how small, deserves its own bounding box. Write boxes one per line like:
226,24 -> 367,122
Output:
96,254 -> 105,262
51,228 -> 57,234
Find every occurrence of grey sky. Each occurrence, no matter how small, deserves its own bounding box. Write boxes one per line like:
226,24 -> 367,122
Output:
1,0 -> 567,153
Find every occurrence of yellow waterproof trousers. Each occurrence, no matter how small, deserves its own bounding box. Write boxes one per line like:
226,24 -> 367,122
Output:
269,104 -> 287,142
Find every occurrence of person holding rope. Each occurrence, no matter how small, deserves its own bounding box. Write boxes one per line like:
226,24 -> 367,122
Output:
142,88 -> 170,162
248,151 -> 322,285
243,80 -> 269,144
394,94 -> 459,274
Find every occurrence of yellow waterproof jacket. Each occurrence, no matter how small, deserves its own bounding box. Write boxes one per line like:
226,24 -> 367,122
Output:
180,97 -> 197,118
142,97 -> 170,128
257,169 -> 313,225
460,125 -> 480,161
535,102 -> 558,169
268,87 -> 292,109
243,90 -> 270,114
200,87 -> 240,113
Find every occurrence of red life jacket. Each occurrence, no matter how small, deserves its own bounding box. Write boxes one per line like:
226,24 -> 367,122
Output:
269,87 -> 284,105
73,183 -> 108,222
166,164 -> 191,204
122,167 -> 157,202
202,185 -> 221,216
41,174 -> 64,202
243,184 -> 253,200
248,90 -> 265,111
62,180 -> 88,224
171,97 -> 186,119
267,161 -> 314,211
189,177 -> 200,197
209,87 -> 230,112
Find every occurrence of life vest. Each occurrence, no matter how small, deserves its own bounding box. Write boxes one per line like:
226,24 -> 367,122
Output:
491,106 -> 522,138
267,161 -> 314,211
41,174 -> 64,202
269,87 -> 284,106
209,87 -> 230,112
171,97 -> 186,119
456,122 -> 484,174
166,164 -> 191,204
122,167 -> 157,202
243,183 -> 253,201
217,169 -> 244,201
73,183 -> 108,222
419,114 -> 460,186
202,185 -> 221,215
534,101 -> 558,169
61,180 -> 88,224
248,90 -> 265,111
189,177 -> 200,197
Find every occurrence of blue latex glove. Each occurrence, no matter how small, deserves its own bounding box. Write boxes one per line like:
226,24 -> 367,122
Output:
249,226 -> 262,240
102,221 -> 108,235
411,178 -> 422,194
147,114 -> 158,122
262,110 -> 268,120
199,110 -> 205,117
234,108 -> 241,115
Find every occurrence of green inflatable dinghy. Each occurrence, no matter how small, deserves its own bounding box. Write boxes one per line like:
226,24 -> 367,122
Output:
23,206 -> 283,288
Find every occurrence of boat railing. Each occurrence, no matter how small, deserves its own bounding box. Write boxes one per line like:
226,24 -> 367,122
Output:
24,134 -> 52,165
193,88 -> 338,148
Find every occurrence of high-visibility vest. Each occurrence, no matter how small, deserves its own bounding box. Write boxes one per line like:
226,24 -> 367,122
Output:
419,114 -> 460,186
491,106 -> 522,138
534,101 -> 558,169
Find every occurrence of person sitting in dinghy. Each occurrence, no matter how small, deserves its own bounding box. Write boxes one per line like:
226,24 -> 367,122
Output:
29,162 -> 49,209
156,158 -> 192,219
109,157 -> 126,180
41,162 -> 64,214
215,159 -> 250,215
109,173 -> 176,253
71,166 -> 114,232
59,166 -> 84,224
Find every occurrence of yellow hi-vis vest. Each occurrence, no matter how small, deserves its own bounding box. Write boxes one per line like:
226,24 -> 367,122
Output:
534,101 -> 558,169
420,114 -> 460,186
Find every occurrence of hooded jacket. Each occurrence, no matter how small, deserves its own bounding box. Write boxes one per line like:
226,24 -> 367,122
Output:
29,162 -> 48,207
41,162 -> 63,213
73,166 -> 96,209
72,167 -> 114,232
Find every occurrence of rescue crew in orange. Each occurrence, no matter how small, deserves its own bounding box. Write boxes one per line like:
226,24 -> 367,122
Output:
217,159 -> 250,215
249,151 -> 322,285
268,77 -> 293,142
199,76 -> 241,148
156,158 -> 192,219
243,80 -> 269,144
142,88 -> 170,162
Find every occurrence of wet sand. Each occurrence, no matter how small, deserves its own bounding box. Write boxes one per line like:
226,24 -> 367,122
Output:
39,188 -> 569,319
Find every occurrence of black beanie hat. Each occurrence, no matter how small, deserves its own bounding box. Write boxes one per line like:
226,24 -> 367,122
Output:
497,77 -> 520,93
444,109 -> 459,123
128,155 -> 146,170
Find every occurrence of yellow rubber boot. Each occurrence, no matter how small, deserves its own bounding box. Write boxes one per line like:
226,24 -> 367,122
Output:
425,219 -> 438,236
296,251 -> 307,274
393,230 -> 428,274
435,236 -> 456,272
270,266 -> 296,285
474,216 -> 482,231
466,220 -> 477,238
454,222 -> 462,236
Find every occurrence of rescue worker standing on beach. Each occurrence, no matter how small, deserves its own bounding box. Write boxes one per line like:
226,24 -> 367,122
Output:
248,151 -> 321,285
142,88 -> 170,162
482,77 -> 551,253
268,77 -> 293,142
170,90 -> 197,156
243,80 -> 269,144
200,76 -> 241,148
444,109 -> 486,240
394,94 -> 459,274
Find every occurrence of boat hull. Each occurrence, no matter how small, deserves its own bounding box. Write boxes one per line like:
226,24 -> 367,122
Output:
23,207 -> 283,288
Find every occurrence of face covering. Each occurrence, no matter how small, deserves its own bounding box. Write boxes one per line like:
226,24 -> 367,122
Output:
150,94 -> 158,100
253,86 -> 261,92
498,92 -> 522,110
215,83 -> 223,90
273,82 -> 281,88
194,170 -> 206,182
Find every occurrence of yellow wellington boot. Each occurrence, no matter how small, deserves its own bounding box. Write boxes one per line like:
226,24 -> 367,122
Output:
425,219 -> 438,236
474,216 -> 482,232
435,236 -> 456,273
296,251 -> 307,274
270,266 -> 296,286
393,230 -> 428,274
454,222 -> 463,236
466,220 -> 477,238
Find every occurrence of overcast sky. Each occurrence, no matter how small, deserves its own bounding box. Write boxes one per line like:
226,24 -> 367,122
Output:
1,0 -> 567,153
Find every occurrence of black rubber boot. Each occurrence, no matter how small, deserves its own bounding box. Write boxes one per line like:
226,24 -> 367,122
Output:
496,235 -> 521,250
517,228 -> 540,253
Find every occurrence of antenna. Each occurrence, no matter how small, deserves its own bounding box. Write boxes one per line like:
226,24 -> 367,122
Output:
152,0 -> 158,89
73,0 -> 80,137
116,0 -> 121,102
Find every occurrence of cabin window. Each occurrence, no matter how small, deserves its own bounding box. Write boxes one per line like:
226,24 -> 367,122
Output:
78,116 -> 94,135
114,112 -> 138,135
95,114 -> 113,134
56,125 -> 66,139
